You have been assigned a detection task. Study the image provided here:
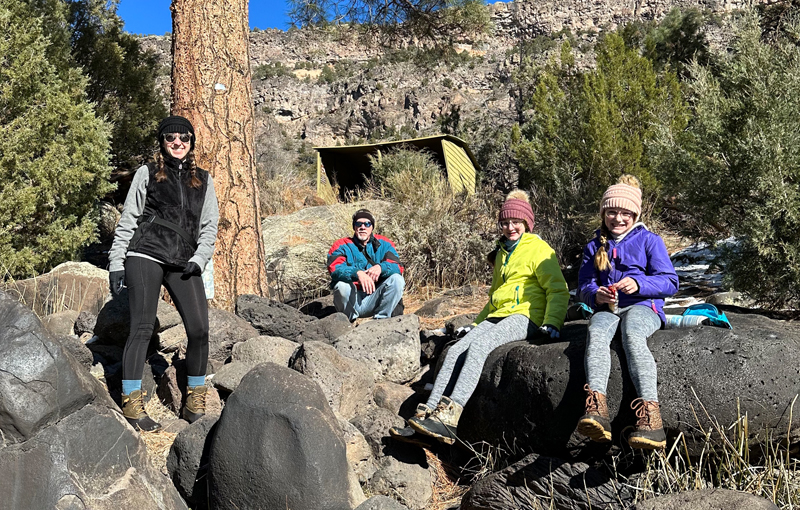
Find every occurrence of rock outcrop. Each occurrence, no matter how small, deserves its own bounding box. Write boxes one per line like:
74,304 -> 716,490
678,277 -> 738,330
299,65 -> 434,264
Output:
458,313 -> 800,457
0,290 -> 187,510
208,363 -> 352,510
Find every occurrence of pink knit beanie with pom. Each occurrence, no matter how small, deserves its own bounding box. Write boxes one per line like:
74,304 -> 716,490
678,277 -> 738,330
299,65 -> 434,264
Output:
600,183 -> 642,217
499,190 -> 535,232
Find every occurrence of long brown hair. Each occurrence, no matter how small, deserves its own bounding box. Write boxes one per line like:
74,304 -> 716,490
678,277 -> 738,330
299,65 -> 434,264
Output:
154,149 -> 202,188
594,174 -> 641,271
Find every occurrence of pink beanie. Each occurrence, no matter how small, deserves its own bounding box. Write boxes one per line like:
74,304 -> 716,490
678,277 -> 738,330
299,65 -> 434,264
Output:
499,190 -> 535,232
600,183 -> 642,217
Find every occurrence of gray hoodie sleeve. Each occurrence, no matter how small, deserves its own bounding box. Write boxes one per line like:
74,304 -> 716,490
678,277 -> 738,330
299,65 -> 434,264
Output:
108,166 -> 149,272
188,174 -> 219,271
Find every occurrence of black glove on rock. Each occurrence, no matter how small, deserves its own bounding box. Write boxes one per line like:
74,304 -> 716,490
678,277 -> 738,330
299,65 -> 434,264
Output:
183,261 -> 201,277
109,270 -> 125,295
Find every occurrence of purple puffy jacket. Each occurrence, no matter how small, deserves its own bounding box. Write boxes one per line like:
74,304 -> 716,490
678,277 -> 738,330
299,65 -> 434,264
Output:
578,225 -> 679,323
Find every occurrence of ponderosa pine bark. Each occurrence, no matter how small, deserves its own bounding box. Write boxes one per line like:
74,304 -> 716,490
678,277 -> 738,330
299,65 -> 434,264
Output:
170,0 -> 267,310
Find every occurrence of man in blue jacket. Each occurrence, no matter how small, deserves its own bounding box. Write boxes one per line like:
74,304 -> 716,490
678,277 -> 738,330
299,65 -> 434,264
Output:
327,209 -> 405,320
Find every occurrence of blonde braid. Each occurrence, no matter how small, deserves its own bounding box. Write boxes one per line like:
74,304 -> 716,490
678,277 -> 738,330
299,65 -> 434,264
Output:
594,221 -> 612,271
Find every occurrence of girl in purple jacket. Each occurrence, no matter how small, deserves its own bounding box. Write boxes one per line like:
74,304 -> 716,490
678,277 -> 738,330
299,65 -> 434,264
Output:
576,175 -> 678,450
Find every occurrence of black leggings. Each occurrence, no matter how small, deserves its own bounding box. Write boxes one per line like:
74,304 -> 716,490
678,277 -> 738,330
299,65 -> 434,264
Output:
122,256 -> 209,380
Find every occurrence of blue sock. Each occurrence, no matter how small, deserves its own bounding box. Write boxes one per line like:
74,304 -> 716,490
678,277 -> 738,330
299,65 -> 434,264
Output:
122,379 -> 142,395
187,375 -> 206,388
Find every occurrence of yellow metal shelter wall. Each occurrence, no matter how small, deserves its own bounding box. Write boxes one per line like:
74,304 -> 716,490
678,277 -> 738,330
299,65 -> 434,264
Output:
442,140 -> 476,194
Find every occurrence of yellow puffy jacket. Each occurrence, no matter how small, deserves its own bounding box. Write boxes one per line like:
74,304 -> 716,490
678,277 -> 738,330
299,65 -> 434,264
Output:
475,233 -> 570,329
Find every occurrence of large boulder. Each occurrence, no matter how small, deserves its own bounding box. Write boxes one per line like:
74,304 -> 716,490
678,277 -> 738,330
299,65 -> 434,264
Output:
340,419 -> 377,483
333,314 -> 421,384
460,453 -> 634,510
232,335 -> 300,365
290,341 -> 375,421
207,307 -> 259,362
630,488 -> 779,509
0,289 -> 187,509
208,363 -> 351,510
368,456 -> 433,510
0,292 -> 107,444
0,403 -> 188,510
167,415 -> 220,510
235,294 -> 352,343
261,200 -> 391,302
458,313 -> 800,457
40,309 -> 80,337
2,261 -> 109,316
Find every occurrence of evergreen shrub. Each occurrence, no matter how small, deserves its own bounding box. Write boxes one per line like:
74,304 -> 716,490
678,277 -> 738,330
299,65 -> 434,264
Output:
0,0 -> 113,277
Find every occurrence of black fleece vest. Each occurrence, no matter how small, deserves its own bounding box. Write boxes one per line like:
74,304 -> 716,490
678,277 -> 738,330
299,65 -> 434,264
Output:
130,159 -> 209,267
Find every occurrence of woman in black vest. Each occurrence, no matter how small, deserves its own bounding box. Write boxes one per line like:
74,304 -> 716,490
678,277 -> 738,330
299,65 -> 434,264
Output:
108,116 -> 219,431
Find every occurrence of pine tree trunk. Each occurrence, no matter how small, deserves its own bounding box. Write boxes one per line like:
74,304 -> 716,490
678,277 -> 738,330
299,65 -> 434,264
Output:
170,0 -> 266,311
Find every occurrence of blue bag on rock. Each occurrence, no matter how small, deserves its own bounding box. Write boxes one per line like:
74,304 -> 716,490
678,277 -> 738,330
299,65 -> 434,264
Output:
682,303 -> 732,329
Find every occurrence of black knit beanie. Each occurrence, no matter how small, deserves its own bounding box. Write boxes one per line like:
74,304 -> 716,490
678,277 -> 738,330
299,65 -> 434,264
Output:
157,115 -> 195,150
352,209 -> 375,228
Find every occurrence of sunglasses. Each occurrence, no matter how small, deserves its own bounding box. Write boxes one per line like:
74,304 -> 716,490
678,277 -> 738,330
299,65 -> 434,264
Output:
163,133 -> 192,143
354,221 -> 372,228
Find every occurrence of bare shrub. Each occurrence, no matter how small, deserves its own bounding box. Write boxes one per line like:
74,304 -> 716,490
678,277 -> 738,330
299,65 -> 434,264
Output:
368,148 -> 499,289
255,118 -> 324,216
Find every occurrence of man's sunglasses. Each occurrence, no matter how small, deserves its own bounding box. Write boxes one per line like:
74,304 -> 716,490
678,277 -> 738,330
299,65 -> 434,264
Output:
163,133 -> 192,143
354,221 -> 372,228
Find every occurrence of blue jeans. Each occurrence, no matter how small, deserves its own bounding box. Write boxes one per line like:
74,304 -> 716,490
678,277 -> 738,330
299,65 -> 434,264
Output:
585,305 -> 662,401
333,273 -> 405,320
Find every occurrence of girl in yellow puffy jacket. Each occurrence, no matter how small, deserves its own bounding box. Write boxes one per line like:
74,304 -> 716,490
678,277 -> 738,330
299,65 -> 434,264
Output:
401,190 -> 570,445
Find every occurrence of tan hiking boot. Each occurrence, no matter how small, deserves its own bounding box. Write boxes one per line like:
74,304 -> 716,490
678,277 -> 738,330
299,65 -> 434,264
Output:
408,396 -> 463,445
577,384 -> 612,442
182,385 -> 207,424
122,390 -> 161,432
628,398 -> 666,450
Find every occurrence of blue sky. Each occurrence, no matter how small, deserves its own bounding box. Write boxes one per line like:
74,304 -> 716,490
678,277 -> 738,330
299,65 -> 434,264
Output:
118,0 -> 296,35
118,0 -> 503,35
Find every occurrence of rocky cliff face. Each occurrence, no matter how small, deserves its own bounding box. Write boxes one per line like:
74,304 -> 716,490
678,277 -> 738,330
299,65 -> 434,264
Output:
139,0 -> 760,164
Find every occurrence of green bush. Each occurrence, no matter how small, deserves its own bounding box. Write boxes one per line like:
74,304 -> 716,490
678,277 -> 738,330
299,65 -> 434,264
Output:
513,34 -> 688,260
367,149 -> 497,288
255,62 -> 291,80
650,10 -> 800,307
0,0 -> 114,277
32,0 -> 167,171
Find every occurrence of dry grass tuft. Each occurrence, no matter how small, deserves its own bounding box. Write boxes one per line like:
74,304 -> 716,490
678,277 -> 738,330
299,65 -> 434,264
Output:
140,395 -> 180,475
426,449 -> 468,510
139,428 -> 178,475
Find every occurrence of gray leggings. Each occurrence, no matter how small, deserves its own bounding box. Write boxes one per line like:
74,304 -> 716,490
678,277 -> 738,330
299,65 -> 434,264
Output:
585,306 -> 662,401
427,314 -> 537,408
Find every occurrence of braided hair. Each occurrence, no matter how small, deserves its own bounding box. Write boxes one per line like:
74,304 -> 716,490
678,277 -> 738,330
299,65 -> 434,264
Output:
154,149 -> 202,188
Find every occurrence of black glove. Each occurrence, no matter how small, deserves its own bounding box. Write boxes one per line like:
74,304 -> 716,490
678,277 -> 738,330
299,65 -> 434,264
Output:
455,325 -> 474,338
183,261 -> 202,277
109,270 -> 125,295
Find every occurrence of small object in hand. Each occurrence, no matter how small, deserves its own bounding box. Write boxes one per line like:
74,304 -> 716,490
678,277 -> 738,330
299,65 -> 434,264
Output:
183,261 -> 201,277
609,286 -> 619,314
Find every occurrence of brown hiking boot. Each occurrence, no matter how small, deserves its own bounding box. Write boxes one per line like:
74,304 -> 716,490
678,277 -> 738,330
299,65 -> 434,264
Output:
182,385 -> 207,424
628,398 -> 666,450
408,396 -> 463,445
122,390 -> 161,432
577,384 -> 612,442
